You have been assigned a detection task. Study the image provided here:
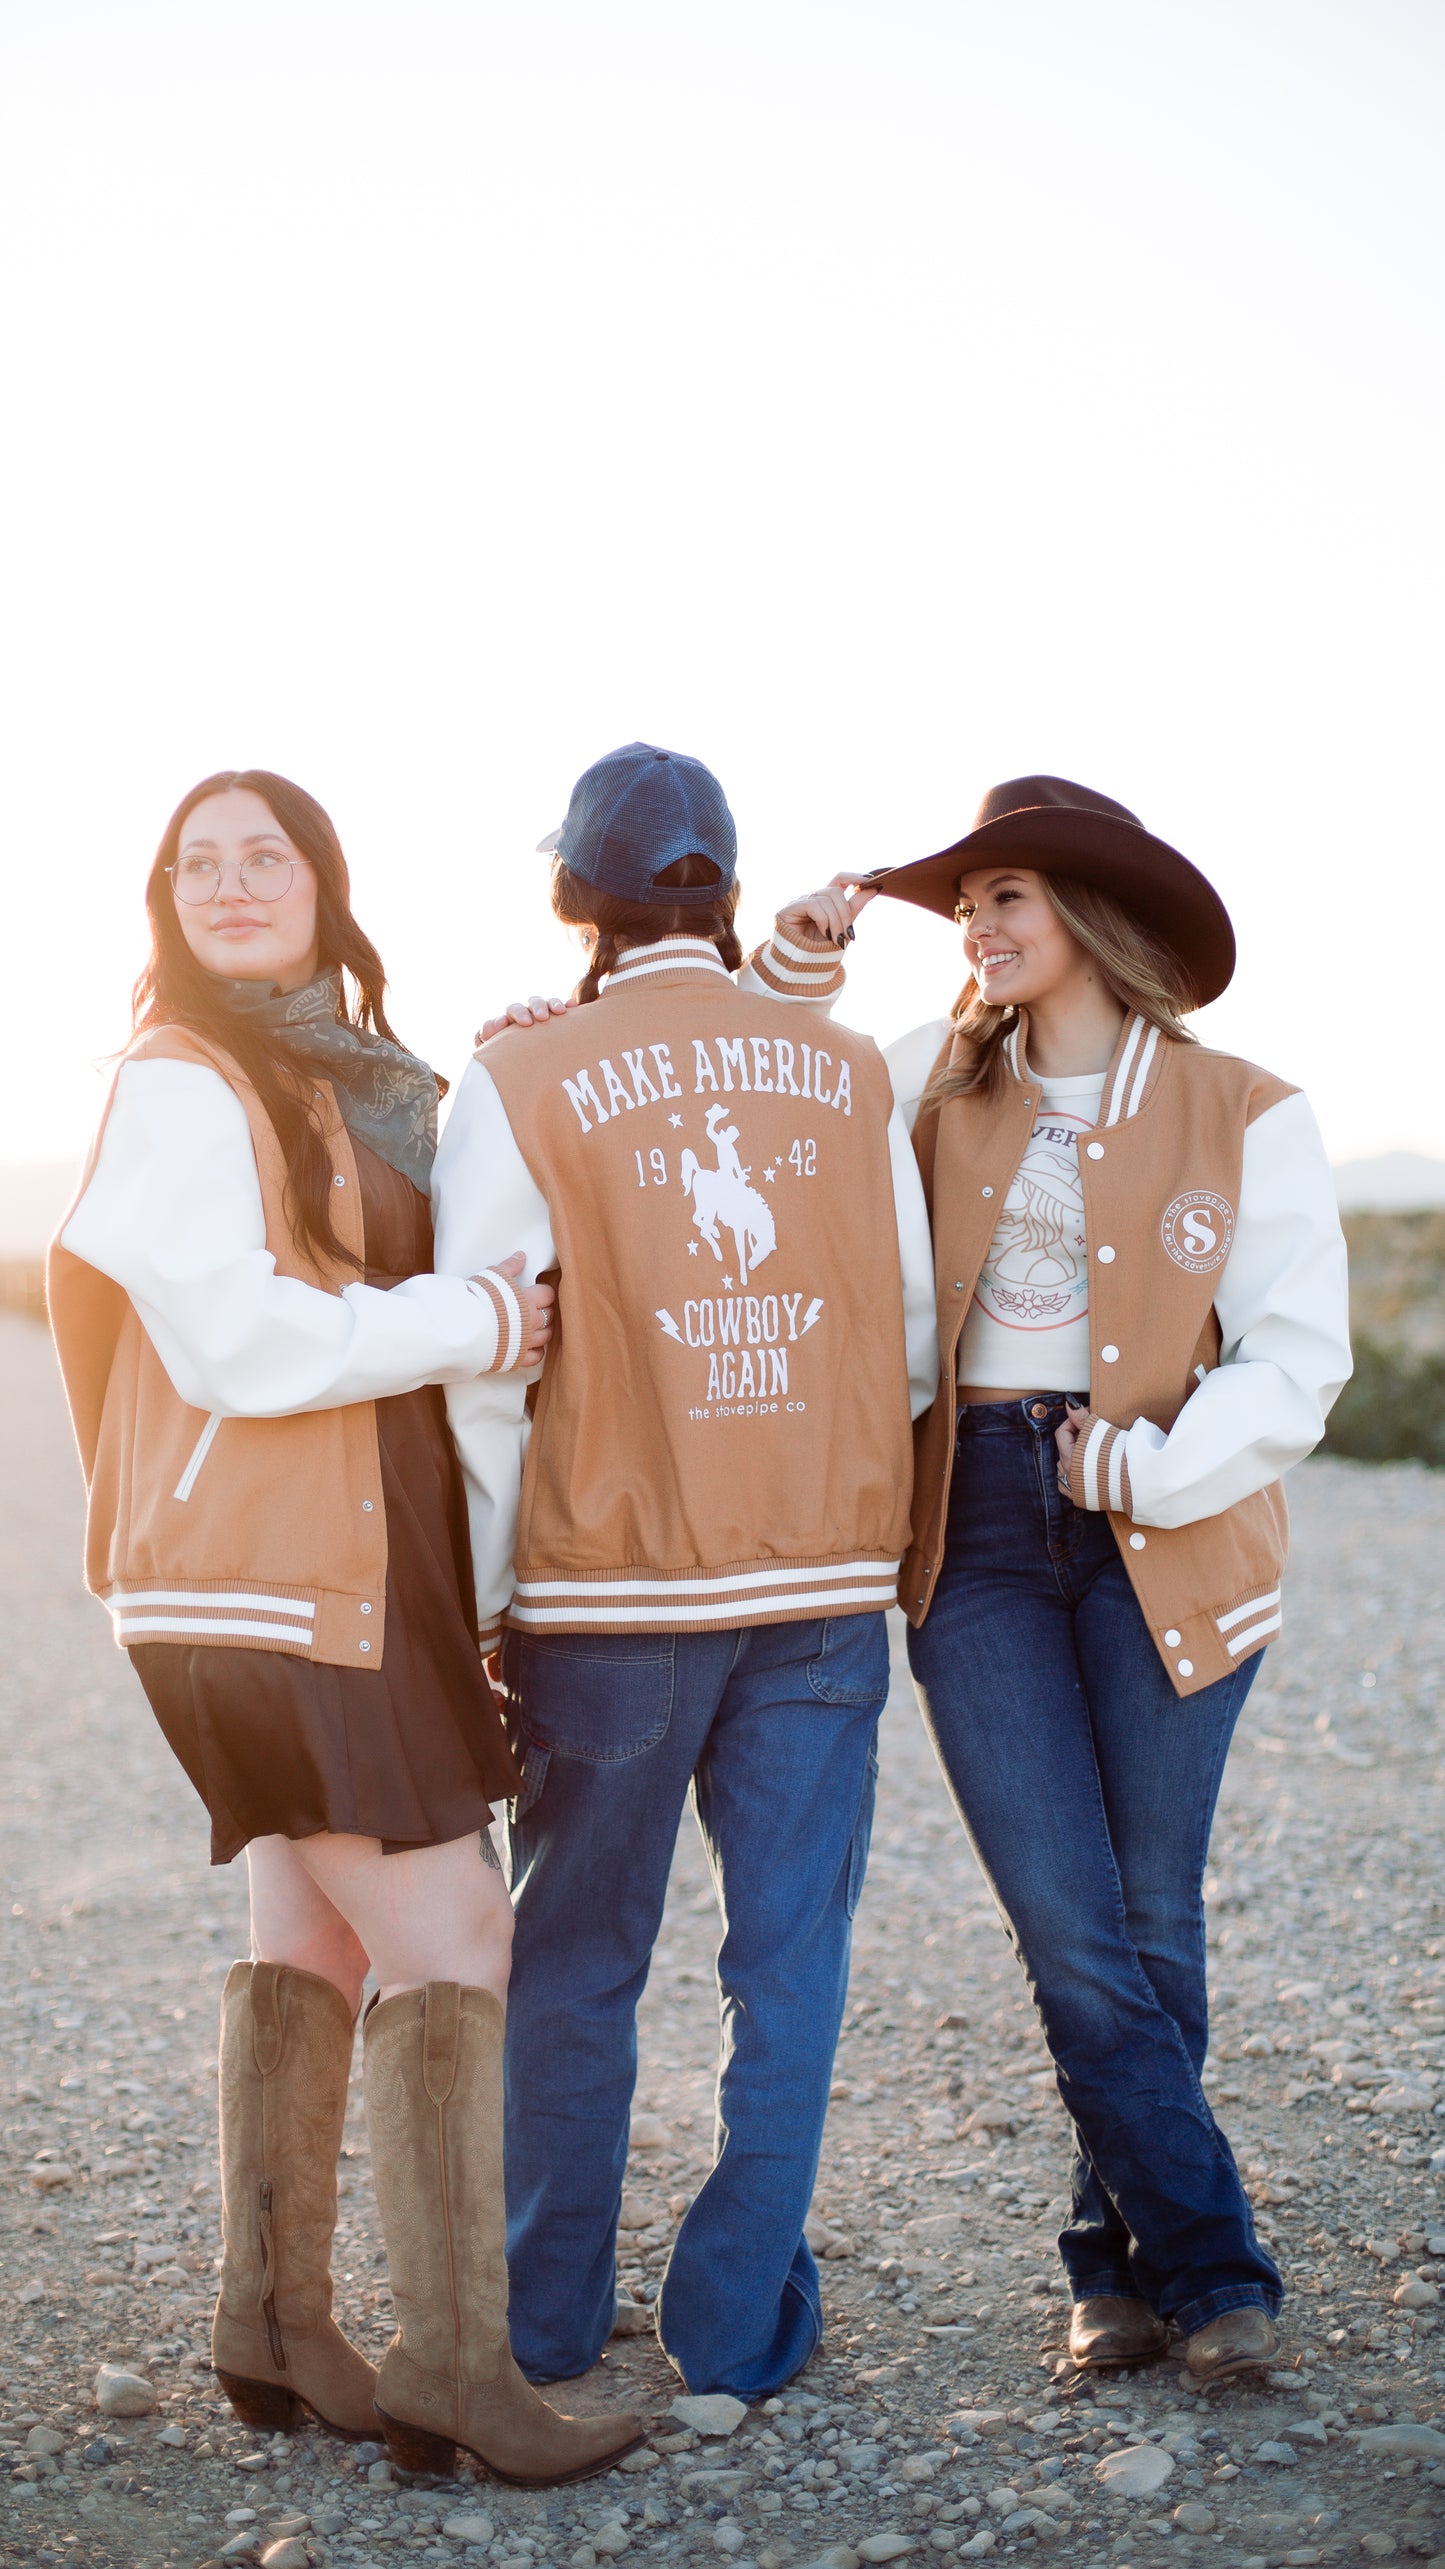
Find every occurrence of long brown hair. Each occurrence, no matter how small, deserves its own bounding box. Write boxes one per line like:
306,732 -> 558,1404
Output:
922,873 -> 1199,1114
550,853 -> 743,1002
133,769 -> 413,1269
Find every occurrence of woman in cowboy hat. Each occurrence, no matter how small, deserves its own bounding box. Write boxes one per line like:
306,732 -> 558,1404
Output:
790,776 -> 1350,2384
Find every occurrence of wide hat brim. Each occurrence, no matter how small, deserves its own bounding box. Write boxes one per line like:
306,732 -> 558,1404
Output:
881,803 -> 1235,1007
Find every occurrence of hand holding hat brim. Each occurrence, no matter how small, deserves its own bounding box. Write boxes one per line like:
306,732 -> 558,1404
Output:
875,789 -> 1235,1007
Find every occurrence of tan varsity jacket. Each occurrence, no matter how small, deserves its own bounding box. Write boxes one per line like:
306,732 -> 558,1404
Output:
48,1026 -> 526,1667
433,937 -> 940,1641
898,1010 -> 1351,1696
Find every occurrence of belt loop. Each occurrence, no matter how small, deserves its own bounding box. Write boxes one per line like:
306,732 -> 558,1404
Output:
250,1962 -> 284,2075
422,1982 -> 461,2103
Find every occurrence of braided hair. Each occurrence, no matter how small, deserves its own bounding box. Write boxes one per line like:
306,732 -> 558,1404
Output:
550,853 -> 743,1003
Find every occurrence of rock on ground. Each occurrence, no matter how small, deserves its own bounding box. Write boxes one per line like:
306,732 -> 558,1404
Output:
5,1315 -> 1445,2566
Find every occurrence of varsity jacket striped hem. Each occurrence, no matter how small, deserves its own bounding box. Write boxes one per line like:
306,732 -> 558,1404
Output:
49,1042 -> 531,1667
885,1008 -> 1351,1695
435,935 -> 939,1650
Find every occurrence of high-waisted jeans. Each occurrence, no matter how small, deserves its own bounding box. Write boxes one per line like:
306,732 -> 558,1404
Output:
907,1395 -> 1281,2335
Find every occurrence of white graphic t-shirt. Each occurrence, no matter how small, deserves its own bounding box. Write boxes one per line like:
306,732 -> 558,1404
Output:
955,1067 -> 1106,1392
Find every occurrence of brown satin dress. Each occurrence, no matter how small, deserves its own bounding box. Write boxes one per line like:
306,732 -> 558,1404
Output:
129,1141 -> 521,1864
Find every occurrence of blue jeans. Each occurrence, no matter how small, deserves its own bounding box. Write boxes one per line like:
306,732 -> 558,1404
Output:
907,1397 -> 1281,2337
499,1613 -> 888,2397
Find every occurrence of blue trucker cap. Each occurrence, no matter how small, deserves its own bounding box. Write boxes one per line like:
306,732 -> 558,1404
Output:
537,741 -> 737,905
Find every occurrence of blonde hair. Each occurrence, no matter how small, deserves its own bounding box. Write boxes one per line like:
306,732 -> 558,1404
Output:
921,873 -> 1199,1113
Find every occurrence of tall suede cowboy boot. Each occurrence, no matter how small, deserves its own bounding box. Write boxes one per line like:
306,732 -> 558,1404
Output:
364,1982 -> 644,2484
212,1961 -> 378,2437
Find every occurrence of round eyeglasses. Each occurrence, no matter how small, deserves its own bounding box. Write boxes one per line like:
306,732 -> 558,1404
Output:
167,851 -> 301,904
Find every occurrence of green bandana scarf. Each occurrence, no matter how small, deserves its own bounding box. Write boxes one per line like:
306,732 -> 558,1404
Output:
219,968 -> 439,1192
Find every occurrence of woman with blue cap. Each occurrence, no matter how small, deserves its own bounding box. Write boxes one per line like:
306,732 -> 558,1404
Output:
434,741 -> 939,2398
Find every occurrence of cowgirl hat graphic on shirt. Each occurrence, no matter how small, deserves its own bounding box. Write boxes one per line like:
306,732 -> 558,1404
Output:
877,773 -> 1236,1006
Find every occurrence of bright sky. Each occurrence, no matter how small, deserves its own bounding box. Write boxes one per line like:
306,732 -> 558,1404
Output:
3,0 -> 1441,1172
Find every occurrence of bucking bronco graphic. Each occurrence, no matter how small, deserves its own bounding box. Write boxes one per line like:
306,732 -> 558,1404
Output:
681,1104 -> 777,1282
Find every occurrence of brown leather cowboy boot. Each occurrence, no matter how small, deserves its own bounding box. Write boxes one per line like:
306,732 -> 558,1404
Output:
1182,2306 -> 1280,2384
364,1983 -> 644,2484
212,1962 -> 378,2437
1067,2295 -> 1168,2369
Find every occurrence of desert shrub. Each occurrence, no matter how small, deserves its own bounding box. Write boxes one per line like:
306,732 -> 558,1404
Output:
1324,1334 -> 1445,1470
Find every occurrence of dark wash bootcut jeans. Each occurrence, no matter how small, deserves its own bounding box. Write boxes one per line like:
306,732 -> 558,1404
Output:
908,1395 -> 1282,2337
499,1612 -> 888,2397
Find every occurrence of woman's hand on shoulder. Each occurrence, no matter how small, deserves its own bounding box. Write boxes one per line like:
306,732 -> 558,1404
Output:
776,870 -> 886,948
474,994 -> 576,1047
480,1251 -> 556,1368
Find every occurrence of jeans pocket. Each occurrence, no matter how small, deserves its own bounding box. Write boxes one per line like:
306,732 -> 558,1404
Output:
805,1611 -> 891,1708
511,1739 -> 551,1820
504,1630 -> 676,1764
845,1739 -> 880,1919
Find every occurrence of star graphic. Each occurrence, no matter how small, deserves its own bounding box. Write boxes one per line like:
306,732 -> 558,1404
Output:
687,1241 -> 699,1256
762,1166 -> 777,1183
669,1114 -> 683,1128
722,1274 -> 735,1289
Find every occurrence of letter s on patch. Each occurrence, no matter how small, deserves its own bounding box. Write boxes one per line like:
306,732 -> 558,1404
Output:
1159,1190 -> 1235,1274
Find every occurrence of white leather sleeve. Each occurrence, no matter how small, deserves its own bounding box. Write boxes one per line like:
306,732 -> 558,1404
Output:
884,1020 -> 954,1135
431,1059 -> 557,1647
888,1102 -> 941,1419
59,1060 -> 518,1415
1108,1091 -> 1352,1527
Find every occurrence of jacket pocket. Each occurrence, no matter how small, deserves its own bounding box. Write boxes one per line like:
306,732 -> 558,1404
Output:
173,1411 -> 223,1504
806,1612 -> 892,1708
503,1631 -> 676,1764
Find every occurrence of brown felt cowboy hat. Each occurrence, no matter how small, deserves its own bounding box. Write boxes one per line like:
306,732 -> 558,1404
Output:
879,774 -> 1236,1006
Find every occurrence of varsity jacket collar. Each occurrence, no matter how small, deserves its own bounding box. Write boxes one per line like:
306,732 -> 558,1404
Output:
1002,1008 -> 1171,1127
598,936 -> 732,998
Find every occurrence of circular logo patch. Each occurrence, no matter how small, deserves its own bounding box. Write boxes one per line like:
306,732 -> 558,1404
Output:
1160,1190 -> 1234,1274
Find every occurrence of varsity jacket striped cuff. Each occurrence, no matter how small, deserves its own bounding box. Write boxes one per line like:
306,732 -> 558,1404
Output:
1066,1410 -> 1135,1516
476,1614 -> 505,1655
742,919 -> 847,1007
467,1267 -> 528,1372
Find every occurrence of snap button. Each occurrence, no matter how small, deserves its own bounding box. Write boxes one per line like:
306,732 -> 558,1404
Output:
1101,1344 -> 1120,1363
333,1173 -> 346,1187
1096,1245 -> 1116,1264
1177,1657 -> 1194,1677
954,1280 -> 964,1291
360,1602 -> 372,1615
359,1639 -> 372,1652
1086,1142 -> 1105,1159
1129,1532 -> 1146,1551
982,1186 -> 994,1198
1164,1627 -> 1181,1646
362,1499 -> 375,1513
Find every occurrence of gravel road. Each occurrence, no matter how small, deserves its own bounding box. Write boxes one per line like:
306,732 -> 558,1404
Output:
4,1307 -> 1445,2569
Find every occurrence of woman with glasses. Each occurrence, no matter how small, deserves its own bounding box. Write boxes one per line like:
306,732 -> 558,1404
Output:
48,769 -> 640,2484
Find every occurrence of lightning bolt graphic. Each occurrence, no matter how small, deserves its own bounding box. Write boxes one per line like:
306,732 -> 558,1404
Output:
655,1309 -> 683,1343
800,1298 -> 824,1336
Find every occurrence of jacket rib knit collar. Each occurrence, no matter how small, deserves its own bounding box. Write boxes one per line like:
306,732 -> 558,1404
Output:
1002,1007 -> 1172,1127
598,936 -> 732,997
